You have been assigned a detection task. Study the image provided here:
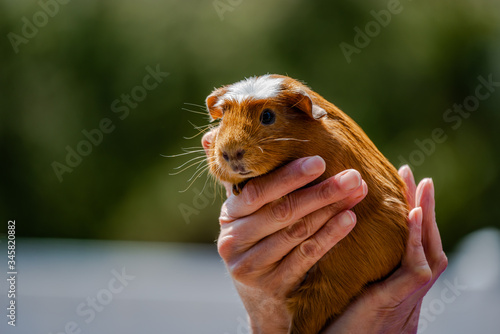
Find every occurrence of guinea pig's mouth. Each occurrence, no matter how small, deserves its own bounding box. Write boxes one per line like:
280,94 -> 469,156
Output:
238,171 -> 252,176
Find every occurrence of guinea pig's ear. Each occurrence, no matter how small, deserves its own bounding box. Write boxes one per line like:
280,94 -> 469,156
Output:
205,88 -> 226,121
290,90 -> 327,120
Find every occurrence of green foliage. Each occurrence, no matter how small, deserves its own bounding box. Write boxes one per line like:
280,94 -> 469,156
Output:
1,0 -> 499,252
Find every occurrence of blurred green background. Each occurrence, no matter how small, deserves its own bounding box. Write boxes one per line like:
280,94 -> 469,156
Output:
1,0 -> 499,252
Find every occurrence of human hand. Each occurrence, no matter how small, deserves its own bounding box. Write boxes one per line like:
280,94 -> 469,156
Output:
322,165 -> 448,334
202,131 -> 368,333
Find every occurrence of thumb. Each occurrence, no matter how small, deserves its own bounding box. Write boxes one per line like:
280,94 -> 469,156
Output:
377,207 -> 432,302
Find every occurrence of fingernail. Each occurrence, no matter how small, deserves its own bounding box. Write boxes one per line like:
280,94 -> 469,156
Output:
409,207 -> 423,225
400,165 -> 410,177
301,156 -> 326,175
352,181 -> 368,200
339,210 -> 355,227
339,170 -> 361,191
362,182 -> 368,196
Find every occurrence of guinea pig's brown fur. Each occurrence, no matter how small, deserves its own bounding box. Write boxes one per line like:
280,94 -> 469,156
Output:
205,74 -> 408,334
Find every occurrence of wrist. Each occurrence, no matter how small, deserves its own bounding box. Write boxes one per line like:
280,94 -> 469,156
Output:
246,301 -> 291,334
236,286 -> 291,334
249,314 -> 290,334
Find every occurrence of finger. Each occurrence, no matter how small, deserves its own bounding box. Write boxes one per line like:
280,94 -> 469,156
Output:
246,181 -> 368,267
222,209 -> 356,286
398,165 -> 416,209
221,156 -> 327,221
278,210 -> 357,289
416,178 -> 448,276
227,170 -> 365,247
379,207 -> 432,301
402,208 -> 431,275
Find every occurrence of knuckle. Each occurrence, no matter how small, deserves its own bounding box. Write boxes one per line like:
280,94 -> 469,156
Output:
269,196 -> 294,223
299,239 -> 321,259
322,218 -> 341,238
435,251 -> 448,273
242,180 -> 260,206
280,163 -> 297,182
219,202 -> 234,224
284,218 -> 310,241
318,179 -> 337,201
228,256 -> 254,281
324,202 -> 343,217
217,234 -> 236,261
218,214 -> 230,225
412,265 -> 433,286
410,238 -> 422,249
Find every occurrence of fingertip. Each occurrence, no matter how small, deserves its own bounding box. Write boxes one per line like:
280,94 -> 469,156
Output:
398,164 -> 410,177
416,178 -> 433,206
343,180 -> 367,211
339,210 -> 356,227
301,155 -> 326,176
428,178 -> 435,201
359,180 -> 368,198
409,207 -> 423,226
407,207 -> 424,249
337,169 -> 362,192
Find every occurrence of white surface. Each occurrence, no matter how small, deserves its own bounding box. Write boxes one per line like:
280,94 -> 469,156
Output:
0,228 -> 499,334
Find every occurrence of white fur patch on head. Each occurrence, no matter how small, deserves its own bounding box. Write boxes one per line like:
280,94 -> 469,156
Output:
215,75 -> 283,107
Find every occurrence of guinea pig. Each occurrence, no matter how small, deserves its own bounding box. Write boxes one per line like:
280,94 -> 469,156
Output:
204,74 -> 408,334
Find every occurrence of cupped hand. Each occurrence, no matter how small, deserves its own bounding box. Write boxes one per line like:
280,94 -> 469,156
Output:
202,131 -> 368,333
323,165 -> 448,334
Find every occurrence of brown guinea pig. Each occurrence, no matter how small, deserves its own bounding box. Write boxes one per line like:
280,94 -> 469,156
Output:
204,74 -> 408,334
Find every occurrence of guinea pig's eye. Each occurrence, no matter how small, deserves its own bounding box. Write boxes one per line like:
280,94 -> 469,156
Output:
260,109 -> 276,125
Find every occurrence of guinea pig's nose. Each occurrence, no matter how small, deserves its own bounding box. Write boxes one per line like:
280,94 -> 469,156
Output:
221,148 -> 245,162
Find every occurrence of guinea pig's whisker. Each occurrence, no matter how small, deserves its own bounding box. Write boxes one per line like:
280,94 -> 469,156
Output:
181,146 -> 203,151
183,122 -> 213,140
169,157 -> 206,176
188,121 -> 212,132
182,107 -> 208,116
257,146 -> 264,153
162,149 -> 206,158
173,155 -> 207,170
256,136 -> 274,144
272,138 -> 310,142
179,164 -> 210,193
212,175 -> 223,203
184,102 -> 207,110
255,137 -> 310,145
187,161 -> 209,182
199,171 -> 214,196
184,131 -> 206,140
